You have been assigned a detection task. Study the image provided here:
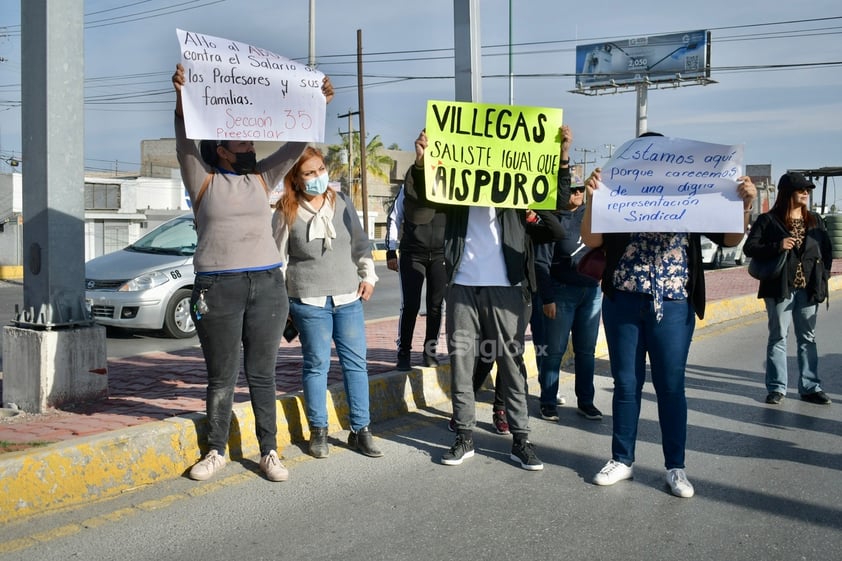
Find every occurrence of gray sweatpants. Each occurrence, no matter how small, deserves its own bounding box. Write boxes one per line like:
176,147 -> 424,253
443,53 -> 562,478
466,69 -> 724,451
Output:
445,283 -> 531,435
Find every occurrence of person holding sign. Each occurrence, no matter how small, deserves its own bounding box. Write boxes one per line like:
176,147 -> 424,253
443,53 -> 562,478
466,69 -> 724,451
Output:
407,128 -> 565,471
533,126 -> 604,423
743,172 -> 832,406
273,147 -> 383,460
581,133 -> 757,498
172,63 -> 335,483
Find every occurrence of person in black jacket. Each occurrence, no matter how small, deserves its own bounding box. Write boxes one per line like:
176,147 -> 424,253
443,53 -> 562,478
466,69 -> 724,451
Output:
743,171 -> 832,406
407,128 -> 567,471
385,167 -> 447,371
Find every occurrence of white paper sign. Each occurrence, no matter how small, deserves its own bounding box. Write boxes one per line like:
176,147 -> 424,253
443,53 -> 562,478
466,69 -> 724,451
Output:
591,136 -> 745,233
176,29 -> 327,143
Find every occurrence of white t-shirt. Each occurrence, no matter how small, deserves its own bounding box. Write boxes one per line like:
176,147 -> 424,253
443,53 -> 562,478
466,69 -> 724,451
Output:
453,206 -> 510,286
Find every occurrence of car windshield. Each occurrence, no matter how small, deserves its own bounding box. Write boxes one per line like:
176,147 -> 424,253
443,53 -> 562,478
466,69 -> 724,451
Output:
127,215 -> 197,256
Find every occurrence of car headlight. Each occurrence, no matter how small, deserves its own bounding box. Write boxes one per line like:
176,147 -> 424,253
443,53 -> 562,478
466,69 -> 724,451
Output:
119,271 -> 171,292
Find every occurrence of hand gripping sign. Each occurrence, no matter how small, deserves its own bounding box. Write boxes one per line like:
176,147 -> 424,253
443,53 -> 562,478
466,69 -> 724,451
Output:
423,100 -> 563,209
177,29 -> 327,143
590,136 -> 745,233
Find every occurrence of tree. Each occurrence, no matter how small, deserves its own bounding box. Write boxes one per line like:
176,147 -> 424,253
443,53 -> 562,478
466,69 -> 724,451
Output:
325,132 -> 392,206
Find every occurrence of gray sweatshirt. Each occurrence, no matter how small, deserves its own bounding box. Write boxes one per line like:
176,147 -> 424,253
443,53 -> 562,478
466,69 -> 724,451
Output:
175,113 -> 306,273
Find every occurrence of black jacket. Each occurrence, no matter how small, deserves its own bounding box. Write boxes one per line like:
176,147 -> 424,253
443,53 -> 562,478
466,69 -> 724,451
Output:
410,165 -> 568,292
743,211 -> 832,304
534,205 -> 596,304
385,166 -> 447,258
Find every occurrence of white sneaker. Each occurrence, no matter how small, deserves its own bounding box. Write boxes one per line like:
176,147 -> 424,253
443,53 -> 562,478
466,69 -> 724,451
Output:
666,468 -> 695,498
556,393 -> 567,406
592,459 -> 633,486
189,450 -> 226,481
260,450 -> 289,482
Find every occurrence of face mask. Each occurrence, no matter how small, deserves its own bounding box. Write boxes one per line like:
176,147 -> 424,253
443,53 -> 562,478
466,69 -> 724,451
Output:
304,172 -> 330,196
231,152 -> 257,174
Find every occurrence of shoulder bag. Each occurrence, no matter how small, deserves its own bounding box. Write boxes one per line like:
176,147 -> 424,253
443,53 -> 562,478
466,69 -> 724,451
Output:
576,246 -> 606,282
747,250 -> 787,281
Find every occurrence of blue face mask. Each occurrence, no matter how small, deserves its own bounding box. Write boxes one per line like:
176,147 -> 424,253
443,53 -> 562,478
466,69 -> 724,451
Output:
304,172 -> 329,196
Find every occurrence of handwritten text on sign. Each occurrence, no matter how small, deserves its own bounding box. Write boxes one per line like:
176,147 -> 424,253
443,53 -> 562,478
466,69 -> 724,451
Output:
177,29 -> 327,143
591,137 -> 745,233
423,100 -> 563,209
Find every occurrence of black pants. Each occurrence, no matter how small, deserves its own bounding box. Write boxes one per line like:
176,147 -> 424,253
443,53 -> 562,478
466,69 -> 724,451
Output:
396,250 -> 447,357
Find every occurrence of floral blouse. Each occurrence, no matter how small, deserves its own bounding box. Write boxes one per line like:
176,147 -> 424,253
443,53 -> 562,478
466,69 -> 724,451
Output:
612,232 -> 690,321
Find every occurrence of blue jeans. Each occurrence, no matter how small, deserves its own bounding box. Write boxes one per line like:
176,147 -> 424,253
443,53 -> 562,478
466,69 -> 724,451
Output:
538,283 -> 602,407
289,297 -> 371,432
601,291 -> 695,470
192,268 -> 287,458
764,289 -> 822,395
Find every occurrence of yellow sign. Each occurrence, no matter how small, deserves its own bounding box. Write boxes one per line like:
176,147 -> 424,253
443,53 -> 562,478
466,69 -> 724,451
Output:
423,100 -> 562,209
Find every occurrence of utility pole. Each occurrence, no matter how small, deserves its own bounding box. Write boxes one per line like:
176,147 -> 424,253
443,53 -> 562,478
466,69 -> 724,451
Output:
337,109 -> 359,198
603,143 -> 615,158
356,29 -> 369,237
575,147 -> 597,179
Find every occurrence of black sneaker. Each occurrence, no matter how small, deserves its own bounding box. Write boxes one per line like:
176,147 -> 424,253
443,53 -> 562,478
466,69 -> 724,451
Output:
441,434 -> 474,466
765,391 -> 785,405
511,439 -> 544,471
396,353 -> 412,372
801,391 -> 831,405
539,405 -> 559,421
577,403 -> 603,420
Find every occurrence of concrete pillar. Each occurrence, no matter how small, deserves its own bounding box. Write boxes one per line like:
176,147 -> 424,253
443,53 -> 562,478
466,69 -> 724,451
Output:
2,325 -> 107,411
4,0 -> 107,413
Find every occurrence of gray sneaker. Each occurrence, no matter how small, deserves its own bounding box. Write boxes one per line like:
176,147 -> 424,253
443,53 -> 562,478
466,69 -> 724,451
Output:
666,468 -> 695,498
259,450 -> 289,482
189,450 -> 226,481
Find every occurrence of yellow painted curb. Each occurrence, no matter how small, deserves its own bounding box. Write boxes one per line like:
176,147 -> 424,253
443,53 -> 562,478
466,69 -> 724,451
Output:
0,266 -> 23,281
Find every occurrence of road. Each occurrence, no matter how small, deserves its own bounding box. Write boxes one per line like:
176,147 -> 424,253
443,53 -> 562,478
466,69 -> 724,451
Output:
0,262 -> 403,363
2,304 -> 840,560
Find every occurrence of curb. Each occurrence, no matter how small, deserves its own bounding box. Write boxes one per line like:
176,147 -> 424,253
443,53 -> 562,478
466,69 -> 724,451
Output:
3,279 -> 841,523
0,345 -> 536,524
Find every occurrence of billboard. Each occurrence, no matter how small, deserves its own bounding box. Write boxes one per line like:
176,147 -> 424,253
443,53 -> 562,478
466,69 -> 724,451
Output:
575,30 -> 710,89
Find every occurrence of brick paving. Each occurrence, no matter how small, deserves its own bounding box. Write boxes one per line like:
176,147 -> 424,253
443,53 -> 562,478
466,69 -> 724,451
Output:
2,261 -> 841,449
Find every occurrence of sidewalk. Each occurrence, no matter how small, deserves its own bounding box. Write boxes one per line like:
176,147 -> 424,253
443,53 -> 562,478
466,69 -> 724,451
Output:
1,262 -> 841,523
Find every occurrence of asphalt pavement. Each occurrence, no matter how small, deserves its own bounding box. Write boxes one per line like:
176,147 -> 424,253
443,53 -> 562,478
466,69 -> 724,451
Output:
1,261 -> 841,526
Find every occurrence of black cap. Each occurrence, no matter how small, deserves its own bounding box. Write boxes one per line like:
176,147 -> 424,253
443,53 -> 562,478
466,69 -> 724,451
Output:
778,171 -> 815,195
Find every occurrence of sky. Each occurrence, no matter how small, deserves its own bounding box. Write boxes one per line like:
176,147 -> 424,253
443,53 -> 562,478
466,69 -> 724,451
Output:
1,0 -> 841,201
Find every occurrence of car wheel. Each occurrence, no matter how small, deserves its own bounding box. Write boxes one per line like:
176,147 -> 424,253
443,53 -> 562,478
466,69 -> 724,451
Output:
163,288 -> 196,338
713,248 -> 723,269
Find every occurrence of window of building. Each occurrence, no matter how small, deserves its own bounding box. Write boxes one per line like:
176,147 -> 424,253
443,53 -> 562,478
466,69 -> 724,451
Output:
85,182 -> 120,210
